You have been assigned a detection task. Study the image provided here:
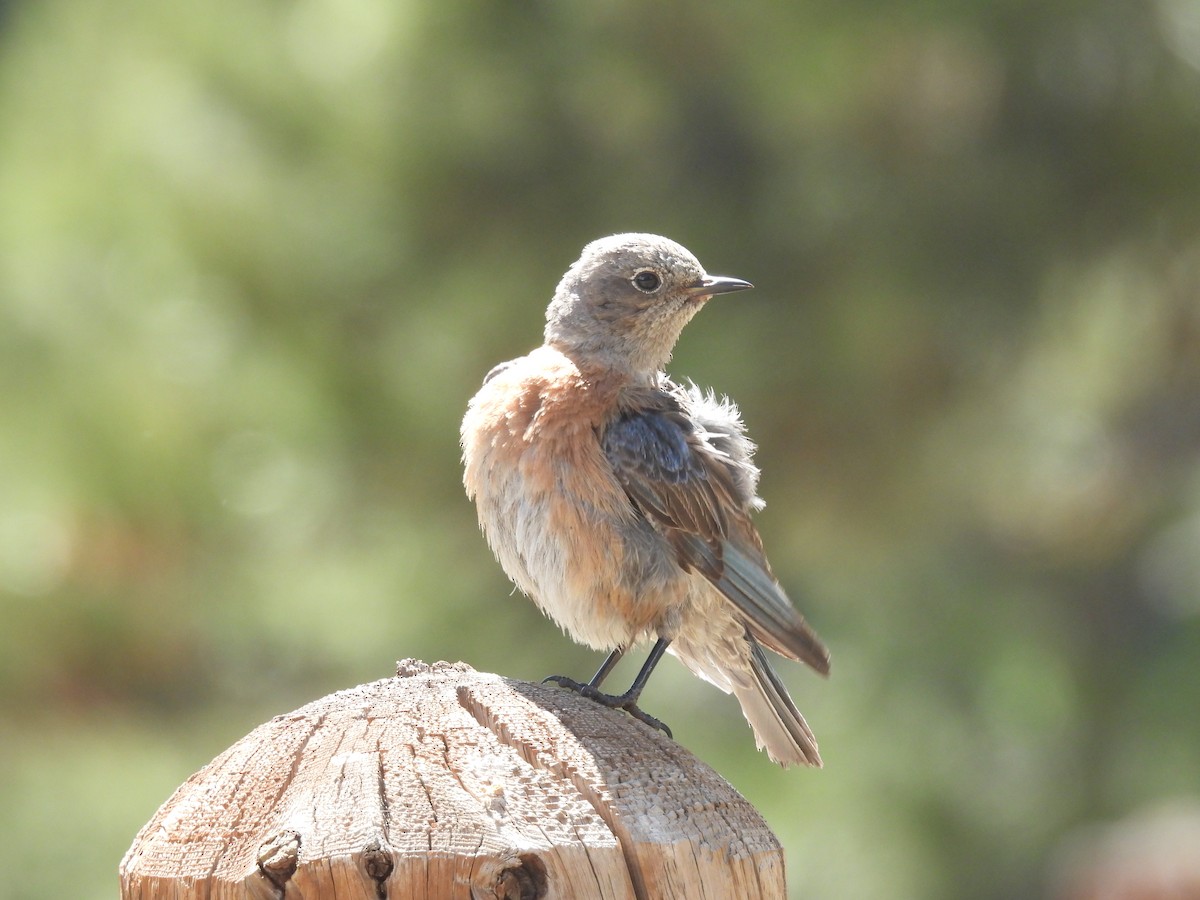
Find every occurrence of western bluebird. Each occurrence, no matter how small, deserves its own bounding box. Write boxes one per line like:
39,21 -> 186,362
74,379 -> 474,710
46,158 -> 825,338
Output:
461,233 -> 830,767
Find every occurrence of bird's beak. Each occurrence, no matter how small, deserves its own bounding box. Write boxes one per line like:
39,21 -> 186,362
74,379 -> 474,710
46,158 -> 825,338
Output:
686,275 -> 754,298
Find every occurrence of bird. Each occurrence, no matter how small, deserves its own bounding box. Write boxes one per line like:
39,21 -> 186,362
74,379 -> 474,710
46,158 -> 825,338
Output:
460,233 -> 830,766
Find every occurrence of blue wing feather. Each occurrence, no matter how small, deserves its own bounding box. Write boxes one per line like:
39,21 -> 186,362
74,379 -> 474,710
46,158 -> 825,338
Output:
602,395 -> 829,674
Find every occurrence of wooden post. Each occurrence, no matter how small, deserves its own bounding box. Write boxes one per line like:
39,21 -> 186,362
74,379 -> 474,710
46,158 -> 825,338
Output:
120,659 -> 787,899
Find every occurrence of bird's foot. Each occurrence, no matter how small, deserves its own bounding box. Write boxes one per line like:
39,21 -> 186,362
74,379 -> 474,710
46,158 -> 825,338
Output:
542,675 -> 673,739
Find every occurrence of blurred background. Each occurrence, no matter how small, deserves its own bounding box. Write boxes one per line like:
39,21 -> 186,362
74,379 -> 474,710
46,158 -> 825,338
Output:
2,1 -> 1199,898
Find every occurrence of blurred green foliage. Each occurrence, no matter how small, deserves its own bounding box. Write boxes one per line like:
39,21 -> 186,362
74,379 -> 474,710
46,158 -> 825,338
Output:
2,1 -> 1199,898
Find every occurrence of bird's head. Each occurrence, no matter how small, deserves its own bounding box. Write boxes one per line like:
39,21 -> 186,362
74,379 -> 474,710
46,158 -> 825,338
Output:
544,233 -> 752,376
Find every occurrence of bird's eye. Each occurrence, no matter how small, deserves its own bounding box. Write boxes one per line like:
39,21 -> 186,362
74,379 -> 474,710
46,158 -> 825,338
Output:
632,270 -> 662,293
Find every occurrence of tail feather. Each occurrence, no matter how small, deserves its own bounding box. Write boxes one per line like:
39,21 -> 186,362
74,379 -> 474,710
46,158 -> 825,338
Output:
733,641 -> 822,767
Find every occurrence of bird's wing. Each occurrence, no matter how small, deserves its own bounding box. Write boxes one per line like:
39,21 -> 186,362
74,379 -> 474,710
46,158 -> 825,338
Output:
602,403 -> 830,674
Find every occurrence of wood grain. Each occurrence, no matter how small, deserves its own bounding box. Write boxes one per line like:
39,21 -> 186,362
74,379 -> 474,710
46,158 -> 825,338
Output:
119,659 -> 786,899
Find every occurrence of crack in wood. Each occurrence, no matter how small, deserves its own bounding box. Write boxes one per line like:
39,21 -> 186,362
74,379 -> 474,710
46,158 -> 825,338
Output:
455,683 -> 650,900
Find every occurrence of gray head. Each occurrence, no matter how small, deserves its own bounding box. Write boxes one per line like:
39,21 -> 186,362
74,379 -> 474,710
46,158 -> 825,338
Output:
544,233 -> 752,375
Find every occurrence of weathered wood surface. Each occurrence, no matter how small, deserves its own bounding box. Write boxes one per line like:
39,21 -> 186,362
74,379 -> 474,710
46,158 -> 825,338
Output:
119,659 -> 786,899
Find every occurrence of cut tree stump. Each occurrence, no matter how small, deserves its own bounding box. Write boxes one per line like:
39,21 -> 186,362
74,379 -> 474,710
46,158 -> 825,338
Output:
120,659 -> 787,900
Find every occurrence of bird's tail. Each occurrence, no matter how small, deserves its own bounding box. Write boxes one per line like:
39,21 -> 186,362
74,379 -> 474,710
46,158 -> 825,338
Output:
732,640 -> 822,768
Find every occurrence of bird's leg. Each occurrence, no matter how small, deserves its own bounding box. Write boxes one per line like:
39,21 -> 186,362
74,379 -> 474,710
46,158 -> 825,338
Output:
605,637 -> 673,737
587,646 -> 627,690
542,646 -> 624,695
543,639 -> 674,738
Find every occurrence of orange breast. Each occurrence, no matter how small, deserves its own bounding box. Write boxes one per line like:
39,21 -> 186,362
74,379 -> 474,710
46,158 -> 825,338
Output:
461,347 -> 670,645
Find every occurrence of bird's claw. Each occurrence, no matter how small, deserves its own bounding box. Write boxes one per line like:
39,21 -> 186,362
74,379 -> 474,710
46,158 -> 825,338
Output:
542,675 -> 673,738
621,703 -> 673,739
